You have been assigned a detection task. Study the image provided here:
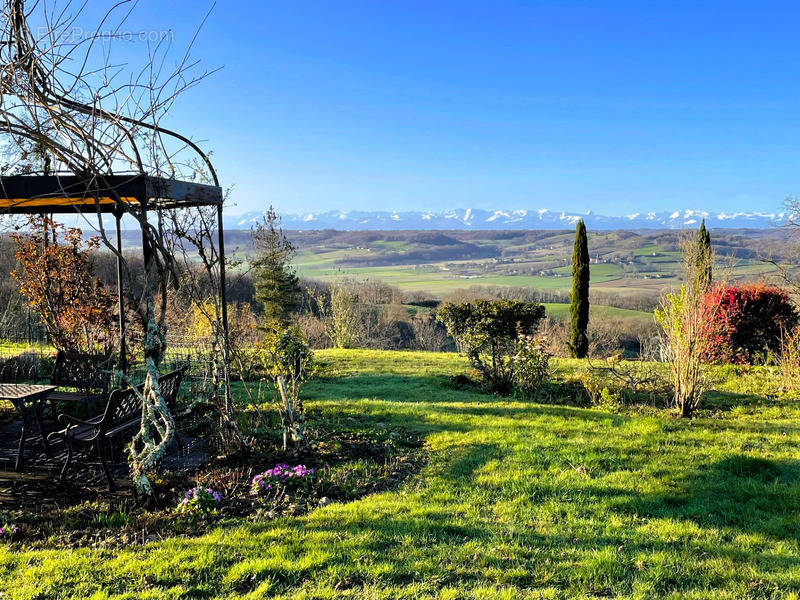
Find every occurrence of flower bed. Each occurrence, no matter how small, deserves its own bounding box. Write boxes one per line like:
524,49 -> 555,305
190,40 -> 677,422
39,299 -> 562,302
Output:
0,419 -> 425,549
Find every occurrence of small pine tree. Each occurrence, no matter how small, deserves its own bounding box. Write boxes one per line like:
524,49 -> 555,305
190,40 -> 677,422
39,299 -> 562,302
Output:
251,206 -> 300,327
697,219 -> 712,288
568,220 -> 590,358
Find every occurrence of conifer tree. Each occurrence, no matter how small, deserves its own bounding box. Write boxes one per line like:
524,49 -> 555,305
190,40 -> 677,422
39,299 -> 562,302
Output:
568,220 -> 590,358
251,206 -> 300,327
697,219 -> 712,288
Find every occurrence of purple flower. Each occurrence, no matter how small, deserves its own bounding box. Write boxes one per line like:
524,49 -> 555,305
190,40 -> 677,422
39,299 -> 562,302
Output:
177,486 -> 222,512
0,524 -> 20,538
251,463 -> 314,495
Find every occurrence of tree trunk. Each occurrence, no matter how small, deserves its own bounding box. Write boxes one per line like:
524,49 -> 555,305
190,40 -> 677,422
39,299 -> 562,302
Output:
129,299 -> 174,498
277,375 -> 305,453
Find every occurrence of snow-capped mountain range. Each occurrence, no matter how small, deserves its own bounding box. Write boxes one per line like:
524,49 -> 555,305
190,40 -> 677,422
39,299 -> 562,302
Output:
225,208 -> 786,231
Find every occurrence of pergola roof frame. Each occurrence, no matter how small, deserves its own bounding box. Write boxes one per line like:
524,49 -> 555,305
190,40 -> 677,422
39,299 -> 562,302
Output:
0,174 -> 223,214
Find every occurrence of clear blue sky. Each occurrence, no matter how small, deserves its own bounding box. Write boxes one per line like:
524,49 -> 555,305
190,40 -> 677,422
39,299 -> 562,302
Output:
88,1 -> 800,216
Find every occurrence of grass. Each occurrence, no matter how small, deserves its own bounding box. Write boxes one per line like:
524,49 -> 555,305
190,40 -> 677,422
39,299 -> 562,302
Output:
293,266 -> 628,295
542,302 -> 651,321
0,340 -> 51,353
632,244 -> 661,256
551,263 -> 623,280
3,349 -> 800,598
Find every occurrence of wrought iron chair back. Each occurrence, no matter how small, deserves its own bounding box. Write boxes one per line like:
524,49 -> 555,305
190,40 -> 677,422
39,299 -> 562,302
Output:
108,384 -> 144,426
105,364 -> 187,430
49,351 -> 112,392
0,353 -> 40,383
159,364 -> 188,412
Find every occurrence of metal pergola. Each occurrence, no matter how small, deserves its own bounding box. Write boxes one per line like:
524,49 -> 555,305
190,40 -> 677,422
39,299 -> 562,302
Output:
0,173 -> 229,374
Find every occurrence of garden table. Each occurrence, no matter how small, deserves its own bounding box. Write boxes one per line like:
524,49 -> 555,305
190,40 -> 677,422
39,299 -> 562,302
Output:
0,383 -> 57,471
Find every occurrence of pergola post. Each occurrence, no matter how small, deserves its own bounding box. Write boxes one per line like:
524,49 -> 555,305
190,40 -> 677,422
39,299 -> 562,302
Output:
216,202 -> 232,405
115,210 -> 127,374
216,202 -> 230,352
139,196 -> 154,294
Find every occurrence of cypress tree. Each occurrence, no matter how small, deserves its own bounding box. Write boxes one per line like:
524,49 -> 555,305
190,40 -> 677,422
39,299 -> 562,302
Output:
251,206 -> 300,328
568,219 -> 590,358
697,219 -> 712,288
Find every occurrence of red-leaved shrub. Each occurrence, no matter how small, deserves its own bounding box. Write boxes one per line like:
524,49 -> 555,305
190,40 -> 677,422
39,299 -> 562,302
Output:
703,283 -> 799,364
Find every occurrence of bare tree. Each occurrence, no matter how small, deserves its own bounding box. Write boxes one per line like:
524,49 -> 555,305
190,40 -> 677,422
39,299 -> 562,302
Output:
654,235 -> 719,417
764,197 -> 800,299
314,279 -> 361,349
767,198 -> 800,393
0,0 -> 223,498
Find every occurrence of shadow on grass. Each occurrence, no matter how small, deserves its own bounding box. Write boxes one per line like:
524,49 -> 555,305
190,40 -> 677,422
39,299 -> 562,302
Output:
580,454 -> 800,542
219,442 -> 501,593
540,379 -> 786,416
433,401 -> 630,426
438,441 -> 503,482
210,372 -> 800,595
309,371 -> 786,418
308,373 -> 634,424
701,389 -> 786,411
691,416 -> 800,438
198,451 -> 800,597
221,513 -> 495,593
307,373 -> 487,403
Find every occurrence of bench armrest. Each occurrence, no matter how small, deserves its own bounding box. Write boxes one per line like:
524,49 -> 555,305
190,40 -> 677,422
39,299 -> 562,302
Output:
56,413 -> 103,428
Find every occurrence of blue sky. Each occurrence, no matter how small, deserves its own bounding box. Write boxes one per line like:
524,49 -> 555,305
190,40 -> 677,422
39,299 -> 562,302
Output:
79,1 -> 800,216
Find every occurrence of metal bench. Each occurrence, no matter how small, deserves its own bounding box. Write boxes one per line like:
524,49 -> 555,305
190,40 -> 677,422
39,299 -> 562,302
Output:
48,365 -> 187,490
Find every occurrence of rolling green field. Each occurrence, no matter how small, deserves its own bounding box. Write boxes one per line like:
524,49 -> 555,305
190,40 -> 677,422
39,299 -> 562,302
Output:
541,302 -> 651,321
295,264 -> 633,295
289,229 -> 791,299
3,349 -> 800,599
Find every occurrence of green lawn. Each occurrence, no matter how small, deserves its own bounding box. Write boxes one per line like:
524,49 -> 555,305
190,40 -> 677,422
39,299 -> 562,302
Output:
3,350 -> 800,599
293,267 -> 616,294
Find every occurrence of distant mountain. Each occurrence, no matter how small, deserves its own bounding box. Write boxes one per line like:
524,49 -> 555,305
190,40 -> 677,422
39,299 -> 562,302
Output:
225,208 -> 786,231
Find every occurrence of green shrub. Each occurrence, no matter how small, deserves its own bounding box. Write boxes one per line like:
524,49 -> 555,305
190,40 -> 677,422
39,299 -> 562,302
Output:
437,299 -> 545,394
513,335 -> 551,399
654,233 -> 716,418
